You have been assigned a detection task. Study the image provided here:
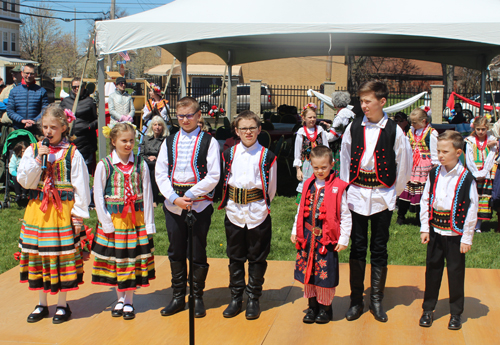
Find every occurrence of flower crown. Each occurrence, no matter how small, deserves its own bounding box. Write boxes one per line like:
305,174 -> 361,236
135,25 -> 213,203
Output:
64,109 -> 76,123
102,121 -> 137,138
150,83 -> 162,94
303,103 -> 317,111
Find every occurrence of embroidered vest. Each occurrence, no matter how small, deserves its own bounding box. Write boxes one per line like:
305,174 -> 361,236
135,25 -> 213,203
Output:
219,144 -> 276,211
29,143 -> 75,201
349,117 -> 397,188
166,130 -> 214,200
408,126 -> 433,158
301,126 -> 324,162
466,137 -> 491,170
101,154 -> 144,214
428,165 -> 474,235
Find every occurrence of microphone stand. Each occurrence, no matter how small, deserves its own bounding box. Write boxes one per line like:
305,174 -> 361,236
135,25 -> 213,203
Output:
185,205 -> 197,345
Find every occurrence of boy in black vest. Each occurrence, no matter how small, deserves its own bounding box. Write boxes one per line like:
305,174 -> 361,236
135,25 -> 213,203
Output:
340,80 -> 412,322
219,110 -> 277,320
419,130 -> 477,330
155,97 -> 220,318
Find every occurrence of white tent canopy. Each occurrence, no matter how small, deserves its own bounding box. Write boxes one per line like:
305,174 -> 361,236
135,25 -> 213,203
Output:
95,0 -> 500,70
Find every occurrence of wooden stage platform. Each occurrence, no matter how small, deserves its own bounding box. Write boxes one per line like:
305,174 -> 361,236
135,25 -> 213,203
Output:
0,256 -> 498,345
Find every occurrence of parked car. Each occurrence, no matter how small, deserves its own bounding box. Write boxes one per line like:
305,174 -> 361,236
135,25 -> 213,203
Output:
196,84 -> 274,113
461,91 -> 500,117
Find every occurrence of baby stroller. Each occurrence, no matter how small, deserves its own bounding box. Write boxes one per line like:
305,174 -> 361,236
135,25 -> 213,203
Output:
0,129 -> 37,209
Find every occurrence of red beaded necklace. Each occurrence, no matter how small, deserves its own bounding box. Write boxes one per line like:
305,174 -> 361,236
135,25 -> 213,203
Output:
303,125 -> 318,143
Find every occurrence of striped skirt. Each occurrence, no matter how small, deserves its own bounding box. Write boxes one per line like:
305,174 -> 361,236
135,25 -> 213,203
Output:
399,182 -> 425,212
410,156 -> 433,184
478,176 -> 495,220
19,199 -> 84,294
91,210 -> 155,291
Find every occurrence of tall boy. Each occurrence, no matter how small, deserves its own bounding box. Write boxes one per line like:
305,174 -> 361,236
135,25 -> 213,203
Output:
419,130 -> 477,330
156,97 -> 220,318
340,80 -> 412,322
219,110 -> 277,320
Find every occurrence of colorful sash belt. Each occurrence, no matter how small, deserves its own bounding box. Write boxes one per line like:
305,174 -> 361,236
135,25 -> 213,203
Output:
352,169 -> 384,189
228,186 -> 264,204
430,209 -> 451,231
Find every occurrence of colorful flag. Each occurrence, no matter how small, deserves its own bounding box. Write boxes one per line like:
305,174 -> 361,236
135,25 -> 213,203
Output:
119,51 -> 130,61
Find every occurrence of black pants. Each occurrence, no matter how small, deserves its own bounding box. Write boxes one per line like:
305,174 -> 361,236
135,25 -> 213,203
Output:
146,161 -> 162,204
422,230 -> 466,315
12,176 -> 26,196
225,215 -> 272,265
163,204 -> 213,267
349,209 -> 392,267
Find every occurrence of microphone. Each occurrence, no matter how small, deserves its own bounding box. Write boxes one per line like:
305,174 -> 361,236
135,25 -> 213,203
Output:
41,138 -> 49,170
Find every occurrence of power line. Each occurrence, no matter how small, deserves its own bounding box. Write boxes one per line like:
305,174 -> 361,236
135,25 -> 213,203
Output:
16,1 -> 107,14
8,7 -> 104,21
23,0 -> 166,4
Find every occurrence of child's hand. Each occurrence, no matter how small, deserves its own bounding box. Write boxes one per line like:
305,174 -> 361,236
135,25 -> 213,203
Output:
290,234 -> 297,243
320,121 -> 331,130
296,169 -> 303,181
73,225 -> 82,236
38,145 -> 50,157
460,243 -> 471,254
421,233 -> 430,244
334,244 -> 347,252
174,196 -> 193,210
487,139 -> 497,149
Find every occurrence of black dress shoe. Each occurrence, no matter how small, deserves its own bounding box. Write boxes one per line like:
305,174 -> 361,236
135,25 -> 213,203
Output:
419,310 -> 433,327
345,303 -> 364,321
194,297 -> 206,318
315,304 -> 332,324
245,298 -> 261,320
303,308 -> 316,324
27,305 -> 49,323
122,304 -> 135,320
111,302 -> 124,317
448,315 -> 462,330
223,299 -> 242,318
160,297 -> 186,316
53,304 -> 72,324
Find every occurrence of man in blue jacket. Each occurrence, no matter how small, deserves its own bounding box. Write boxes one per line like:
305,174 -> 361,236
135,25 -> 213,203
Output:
7,63 -> 49,134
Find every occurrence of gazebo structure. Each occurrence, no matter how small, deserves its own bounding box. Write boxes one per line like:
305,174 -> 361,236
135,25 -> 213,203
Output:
94,0 -> 500,158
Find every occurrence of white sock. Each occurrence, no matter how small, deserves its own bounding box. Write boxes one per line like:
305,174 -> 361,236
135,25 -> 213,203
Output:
32,291 -> 48,314
123,291 -> 134,312
56,292 -> 67,315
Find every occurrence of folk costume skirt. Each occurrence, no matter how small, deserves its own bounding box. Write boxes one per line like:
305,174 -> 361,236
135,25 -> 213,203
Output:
296,159 -> 314,194
19,198 -> 85,294
477,164 -> 497,220
399,182 -> 425,212
91,210 -> 155,291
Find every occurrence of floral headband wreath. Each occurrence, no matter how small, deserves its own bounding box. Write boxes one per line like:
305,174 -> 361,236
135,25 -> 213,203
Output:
302,102 -> 318,114
102,121 -> 137,138
150,83 -> 162,94
63,109 -> 76,124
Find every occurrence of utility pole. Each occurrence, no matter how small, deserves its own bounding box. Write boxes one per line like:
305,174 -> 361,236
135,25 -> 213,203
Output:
74,8 -> 76,51
107,0 -> 115,71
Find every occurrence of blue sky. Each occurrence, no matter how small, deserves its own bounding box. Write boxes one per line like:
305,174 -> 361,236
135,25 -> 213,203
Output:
20,0 -> 173,49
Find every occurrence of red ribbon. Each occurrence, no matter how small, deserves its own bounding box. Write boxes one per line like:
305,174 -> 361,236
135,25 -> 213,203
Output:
121,194 -> 137,224
446,92 -> 500,112
39,164 -> 63,214
303,125 -> 318,146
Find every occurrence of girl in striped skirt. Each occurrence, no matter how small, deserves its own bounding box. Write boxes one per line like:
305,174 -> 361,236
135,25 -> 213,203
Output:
91,122 -> 156,320
17,104 -> 90,324
465,116 -> 498,232
397,108 -> 438,225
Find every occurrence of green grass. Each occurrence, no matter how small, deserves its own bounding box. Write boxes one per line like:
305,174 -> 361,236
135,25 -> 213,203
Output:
2,193 -> 500,274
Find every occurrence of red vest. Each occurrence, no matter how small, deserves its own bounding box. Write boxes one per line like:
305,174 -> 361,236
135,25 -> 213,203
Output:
296,172 -> 348,248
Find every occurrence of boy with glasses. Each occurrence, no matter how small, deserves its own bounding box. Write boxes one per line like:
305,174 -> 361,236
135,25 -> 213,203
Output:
218,110 -> 277,320
108,77 -> 135,124
155,96 -> 220,318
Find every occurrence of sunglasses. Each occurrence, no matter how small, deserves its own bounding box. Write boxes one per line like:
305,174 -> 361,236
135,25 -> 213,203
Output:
72,85 -> 80,89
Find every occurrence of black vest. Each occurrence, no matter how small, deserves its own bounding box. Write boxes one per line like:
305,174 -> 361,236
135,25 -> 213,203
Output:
219,144 -> 276,210
349,116 -> 397,188
166,130 -> 214,199
428,165 -> 474,235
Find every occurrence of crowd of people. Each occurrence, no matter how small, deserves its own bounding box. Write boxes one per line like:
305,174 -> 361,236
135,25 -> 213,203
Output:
7,70 -> 498,332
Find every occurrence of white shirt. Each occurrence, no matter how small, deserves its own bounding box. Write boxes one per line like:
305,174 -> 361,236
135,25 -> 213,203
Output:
340,114 -> 412,216
17,144 -> 90,219
465,134 -> 497,179
420,162 -> 477,245
326,108 -> 356,142
411,126 -> 439,165
156,127 -> 220,215
293,126 -> 329,167
93,151 -> 156,234
224,142 -> 277,229
291,178 -> 352,247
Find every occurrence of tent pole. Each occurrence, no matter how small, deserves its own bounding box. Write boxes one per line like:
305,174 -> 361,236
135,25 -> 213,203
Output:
97,57 -> 106,161
227,64 -> 232,121
480,69 -> 486,117
181,60 -> 187,98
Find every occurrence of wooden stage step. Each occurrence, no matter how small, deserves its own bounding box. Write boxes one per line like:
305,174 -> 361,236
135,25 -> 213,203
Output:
0,256 -> 497,345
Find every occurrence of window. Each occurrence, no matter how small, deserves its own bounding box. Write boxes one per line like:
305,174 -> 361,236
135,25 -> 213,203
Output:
3,32 -> 8,52
10,1 -> 14,12
3,1 -> 6,11
11,33 -> 15,52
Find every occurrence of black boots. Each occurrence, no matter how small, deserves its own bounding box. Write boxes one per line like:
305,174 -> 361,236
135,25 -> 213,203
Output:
369,266 -> 388,322
192,264 -> 209,318
303,297 -> 318,323
223,262 -> 245,318
345,259 -> 366,321
245,262 -> 267,320
161,261 -> 187,316
315,303 -> 332,324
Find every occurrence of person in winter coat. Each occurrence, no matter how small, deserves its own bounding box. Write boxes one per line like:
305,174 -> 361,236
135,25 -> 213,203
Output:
60,77 -> 98,175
